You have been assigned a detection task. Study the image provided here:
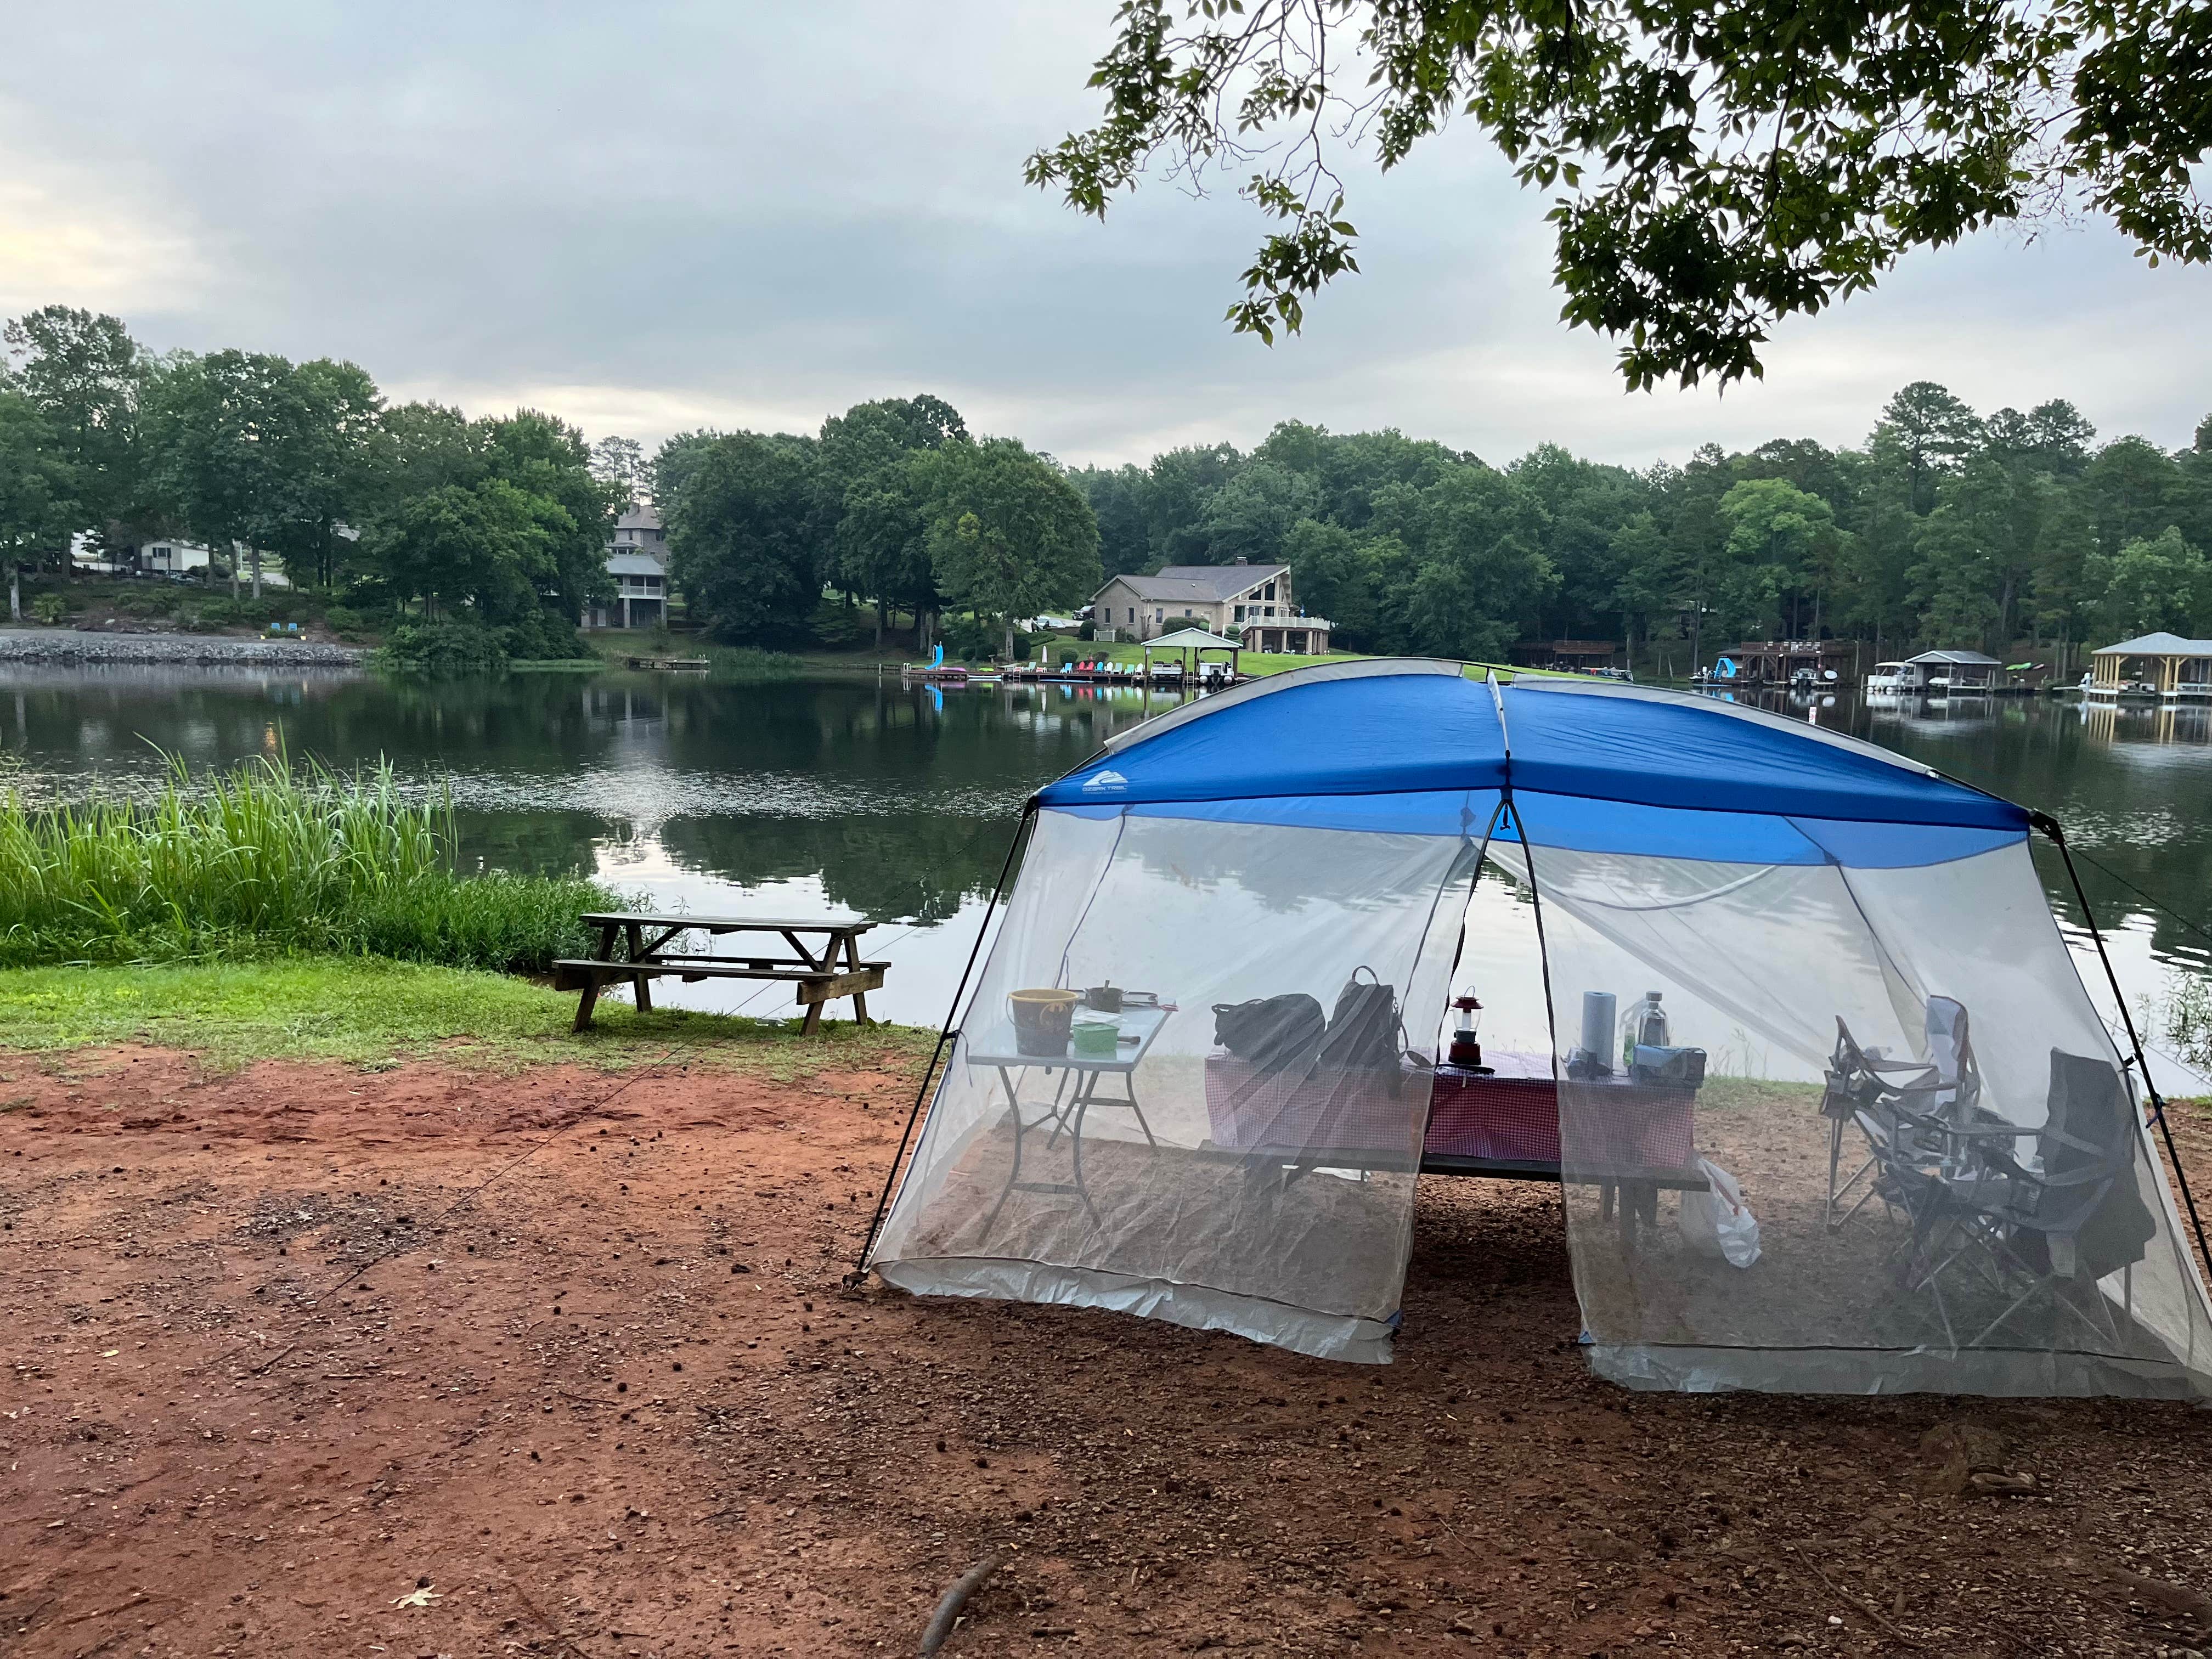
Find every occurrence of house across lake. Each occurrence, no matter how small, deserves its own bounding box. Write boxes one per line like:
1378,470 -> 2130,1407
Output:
1090,558 -> 1333,654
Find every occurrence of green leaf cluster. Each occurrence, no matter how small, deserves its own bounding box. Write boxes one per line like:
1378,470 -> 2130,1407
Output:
1032,0 -> 2212,387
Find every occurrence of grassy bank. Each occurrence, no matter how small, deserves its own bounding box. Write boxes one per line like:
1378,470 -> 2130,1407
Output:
0,958 -> 933,1074
0,753 -> 612,972
582,631 -> 807,681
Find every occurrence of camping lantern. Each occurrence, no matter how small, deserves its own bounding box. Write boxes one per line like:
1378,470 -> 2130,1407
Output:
1448,989 -> 1487,1071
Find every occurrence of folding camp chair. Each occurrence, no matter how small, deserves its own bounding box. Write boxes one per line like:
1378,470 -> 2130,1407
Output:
1906,1049 -> 2155,1351
1822,996 -> 1980,1227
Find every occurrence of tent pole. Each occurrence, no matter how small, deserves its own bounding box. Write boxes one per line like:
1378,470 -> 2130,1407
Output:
852,802 -> 1037,1279
1502,792 -> 1578,1256
2034,809 -> 2212,1288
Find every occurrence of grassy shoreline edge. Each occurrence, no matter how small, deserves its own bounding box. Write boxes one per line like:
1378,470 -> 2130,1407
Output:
0,957 -> 934,1076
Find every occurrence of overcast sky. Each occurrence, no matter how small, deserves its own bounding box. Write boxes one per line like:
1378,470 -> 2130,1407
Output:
5,3 -> 2208,472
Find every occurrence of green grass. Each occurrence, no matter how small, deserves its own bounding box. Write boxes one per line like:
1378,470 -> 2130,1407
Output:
0,752 -> 616,972
0,958 -> 935,1075
507,658 -> 608,673
584,633 -> 805,681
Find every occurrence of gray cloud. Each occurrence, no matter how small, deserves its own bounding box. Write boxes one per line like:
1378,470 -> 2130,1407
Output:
4,2 -> 2207,469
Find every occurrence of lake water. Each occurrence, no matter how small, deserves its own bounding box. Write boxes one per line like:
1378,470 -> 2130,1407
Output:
6,665 -> 2210,1085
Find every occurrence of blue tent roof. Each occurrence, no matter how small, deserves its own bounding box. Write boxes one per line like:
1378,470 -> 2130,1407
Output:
1033,665 -> 2028,862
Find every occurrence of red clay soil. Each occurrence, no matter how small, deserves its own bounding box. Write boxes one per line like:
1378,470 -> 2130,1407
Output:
6,1047 -> 2212,1658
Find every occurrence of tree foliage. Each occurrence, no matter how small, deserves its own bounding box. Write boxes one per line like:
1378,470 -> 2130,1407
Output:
1069,393 -> 2212,664
665,432 -> 825,644
915,437 -> 1103,656
1031,1 -> 2212,387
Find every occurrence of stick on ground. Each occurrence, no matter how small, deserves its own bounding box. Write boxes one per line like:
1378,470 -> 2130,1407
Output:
918,1552 -> 1006,1657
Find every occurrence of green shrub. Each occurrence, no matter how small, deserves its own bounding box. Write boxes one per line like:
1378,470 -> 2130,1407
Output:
323,603 -> 382,641
808,597 -> 869,650
195,595 -> 278,628
374,619 -> 509,674
0,752 -> 613,973
500,607 -> 592,661
30,592 -> 68,625
940,611 -> 998,661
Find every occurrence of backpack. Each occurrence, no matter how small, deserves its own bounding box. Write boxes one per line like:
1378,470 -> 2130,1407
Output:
1212,994 -> 1327,1073
1317,967 -> 1407,1092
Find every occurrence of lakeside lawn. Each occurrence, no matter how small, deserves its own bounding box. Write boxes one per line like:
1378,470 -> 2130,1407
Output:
0,956 -> 932,1074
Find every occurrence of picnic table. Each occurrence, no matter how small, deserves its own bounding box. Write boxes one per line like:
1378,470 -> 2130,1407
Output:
552,912 -> 886,1033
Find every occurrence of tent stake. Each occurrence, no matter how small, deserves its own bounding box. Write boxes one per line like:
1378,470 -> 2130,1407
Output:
2034,810 -> 2212,1289
853,803 -> 1037,1278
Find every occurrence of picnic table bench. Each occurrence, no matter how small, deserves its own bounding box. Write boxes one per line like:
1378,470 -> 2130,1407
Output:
552,912 -> 886,1034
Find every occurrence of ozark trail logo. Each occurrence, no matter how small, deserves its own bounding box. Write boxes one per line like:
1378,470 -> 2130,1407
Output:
1081,769 -> 1128,793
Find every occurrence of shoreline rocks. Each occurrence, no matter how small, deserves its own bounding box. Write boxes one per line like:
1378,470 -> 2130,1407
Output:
0,627 -> 365,668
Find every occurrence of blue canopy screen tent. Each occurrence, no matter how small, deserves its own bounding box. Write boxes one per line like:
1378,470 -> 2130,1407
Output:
866,661 -> 2212,1396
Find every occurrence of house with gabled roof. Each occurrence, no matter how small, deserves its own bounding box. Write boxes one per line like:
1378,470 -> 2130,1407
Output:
1091,557 -> 1333,654
585,504 -> 670,630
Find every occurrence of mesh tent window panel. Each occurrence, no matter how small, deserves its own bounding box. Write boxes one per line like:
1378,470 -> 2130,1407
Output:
1495,801 -> 2212,1397
868,797 -> 1488,1362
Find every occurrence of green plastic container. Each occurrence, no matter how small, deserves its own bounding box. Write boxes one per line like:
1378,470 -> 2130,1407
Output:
1070,1017 -> 1121,1059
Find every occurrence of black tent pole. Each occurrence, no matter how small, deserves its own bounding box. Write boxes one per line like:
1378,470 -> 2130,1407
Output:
851,802 -> 1037,1279
2033,809 -> 2212,1288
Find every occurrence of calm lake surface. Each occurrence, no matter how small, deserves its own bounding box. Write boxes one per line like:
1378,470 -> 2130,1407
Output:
6,665 -> 2210,1081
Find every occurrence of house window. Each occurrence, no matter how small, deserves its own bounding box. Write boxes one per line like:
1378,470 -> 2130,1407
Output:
1233,605 -> 1244,622
1263,582 -> 1276,601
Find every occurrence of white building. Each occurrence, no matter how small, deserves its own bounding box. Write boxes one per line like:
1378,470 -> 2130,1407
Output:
585,505 -> 669,630
69,534 -> 292,587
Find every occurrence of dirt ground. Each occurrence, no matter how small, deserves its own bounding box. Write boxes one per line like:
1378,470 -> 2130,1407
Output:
7,1047 -> 2212,1659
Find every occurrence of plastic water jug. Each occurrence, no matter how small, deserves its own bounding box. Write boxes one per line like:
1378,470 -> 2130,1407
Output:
1620,991 -> 1669,1071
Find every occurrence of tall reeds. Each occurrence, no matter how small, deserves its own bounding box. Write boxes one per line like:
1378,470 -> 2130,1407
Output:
0,753 -> 611,972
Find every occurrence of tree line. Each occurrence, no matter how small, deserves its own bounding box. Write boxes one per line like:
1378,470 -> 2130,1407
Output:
0,305 -> 621,656
649,398 -> 1099,656
10,303 -> 2209,670
1073,387 -> 2212,667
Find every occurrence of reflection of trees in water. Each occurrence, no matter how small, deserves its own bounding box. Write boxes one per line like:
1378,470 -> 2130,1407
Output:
449,808 -> 614,879
654,679 -> 1135,800
5,671 -> 639,779
1852,696 -> 2212,972
658,812 -> 1013,923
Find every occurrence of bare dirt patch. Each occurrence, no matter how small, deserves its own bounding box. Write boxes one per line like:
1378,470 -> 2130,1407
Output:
4,1049 -> 2212,1657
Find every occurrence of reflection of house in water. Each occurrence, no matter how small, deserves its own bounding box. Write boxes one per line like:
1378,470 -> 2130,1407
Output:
1868,697 -> 2001,737
585,683 -> 667,731
2079,697 -> 2212,746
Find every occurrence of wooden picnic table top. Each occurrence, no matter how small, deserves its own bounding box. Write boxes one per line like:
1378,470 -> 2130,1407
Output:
579,912 -> 874,934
